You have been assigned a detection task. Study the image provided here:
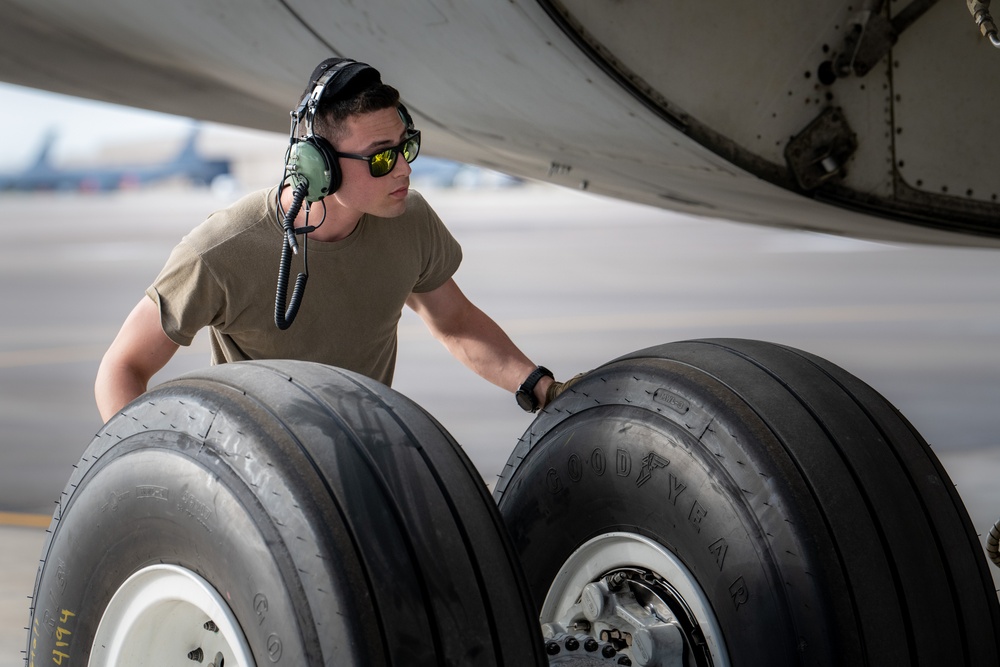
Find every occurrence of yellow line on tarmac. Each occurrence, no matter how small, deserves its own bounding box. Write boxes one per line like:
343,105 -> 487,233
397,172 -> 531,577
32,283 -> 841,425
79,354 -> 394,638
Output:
0,512 -> 52,528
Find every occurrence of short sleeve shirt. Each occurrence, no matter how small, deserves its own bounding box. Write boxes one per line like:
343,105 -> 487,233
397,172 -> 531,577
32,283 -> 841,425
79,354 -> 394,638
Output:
146,186 -> 462,385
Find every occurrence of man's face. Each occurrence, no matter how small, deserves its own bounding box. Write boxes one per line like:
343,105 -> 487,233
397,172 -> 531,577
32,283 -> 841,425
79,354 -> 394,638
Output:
329,106 -> 412,220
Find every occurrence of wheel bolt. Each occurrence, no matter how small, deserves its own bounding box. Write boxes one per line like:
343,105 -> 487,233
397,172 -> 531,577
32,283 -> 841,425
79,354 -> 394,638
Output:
584,638 -> 599,652
203,620 -> 219,633
617,656 -> 632,666
187,647 -> 204,662
602,644 -> 618,658
545,640 -> 561,656
565,636 -> 580,651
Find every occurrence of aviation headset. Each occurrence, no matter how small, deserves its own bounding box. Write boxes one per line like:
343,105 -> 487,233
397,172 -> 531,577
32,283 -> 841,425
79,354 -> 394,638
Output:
275,57 -> 415,330
282,57 -> 415,202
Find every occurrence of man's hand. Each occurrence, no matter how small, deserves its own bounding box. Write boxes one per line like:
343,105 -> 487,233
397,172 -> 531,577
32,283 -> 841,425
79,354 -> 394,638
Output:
545,372 -> 586,406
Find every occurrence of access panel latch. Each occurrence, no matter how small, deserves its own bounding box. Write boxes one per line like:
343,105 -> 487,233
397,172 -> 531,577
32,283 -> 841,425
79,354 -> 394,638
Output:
784,107 -> 858,191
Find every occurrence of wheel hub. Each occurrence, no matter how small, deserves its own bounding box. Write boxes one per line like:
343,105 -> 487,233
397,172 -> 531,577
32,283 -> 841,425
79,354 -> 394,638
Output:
89,564 -> 255,667
541,533 -> 729,667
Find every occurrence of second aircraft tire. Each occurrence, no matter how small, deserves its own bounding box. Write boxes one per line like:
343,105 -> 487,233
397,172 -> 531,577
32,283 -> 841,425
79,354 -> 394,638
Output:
495,338 -> 1000,666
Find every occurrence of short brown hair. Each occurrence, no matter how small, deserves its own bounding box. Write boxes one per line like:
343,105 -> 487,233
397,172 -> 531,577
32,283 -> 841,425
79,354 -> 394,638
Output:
314,83 -> 401,146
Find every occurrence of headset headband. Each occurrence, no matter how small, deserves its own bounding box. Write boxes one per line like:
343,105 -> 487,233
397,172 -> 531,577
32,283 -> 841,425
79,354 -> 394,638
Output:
281,57 -> 392,206
292,59 -> 380,136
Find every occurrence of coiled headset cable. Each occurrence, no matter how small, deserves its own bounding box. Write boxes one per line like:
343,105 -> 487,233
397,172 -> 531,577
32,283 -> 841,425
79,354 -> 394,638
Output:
274,181 -> 324,330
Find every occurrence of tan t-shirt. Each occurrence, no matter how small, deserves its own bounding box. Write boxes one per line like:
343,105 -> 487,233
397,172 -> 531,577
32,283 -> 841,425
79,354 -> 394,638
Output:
146,186 -> 462,385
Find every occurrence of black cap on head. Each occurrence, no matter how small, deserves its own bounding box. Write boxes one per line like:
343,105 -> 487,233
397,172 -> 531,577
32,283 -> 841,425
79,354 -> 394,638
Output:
301,57 -> 382,107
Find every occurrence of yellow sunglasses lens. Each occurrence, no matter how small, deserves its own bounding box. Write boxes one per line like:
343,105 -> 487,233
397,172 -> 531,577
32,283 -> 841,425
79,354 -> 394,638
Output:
370,150 -> 395,177
402,137 -> 420,163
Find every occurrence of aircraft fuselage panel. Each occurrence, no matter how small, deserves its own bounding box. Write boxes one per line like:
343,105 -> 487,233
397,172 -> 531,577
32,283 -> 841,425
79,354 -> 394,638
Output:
0,0 -> 996,245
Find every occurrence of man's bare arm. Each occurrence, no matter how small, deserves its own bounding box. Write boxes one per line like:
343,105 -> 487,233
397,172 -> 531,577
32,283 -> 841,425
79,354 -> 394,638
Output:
406,278 -> 553,407
95,296 -> 180,422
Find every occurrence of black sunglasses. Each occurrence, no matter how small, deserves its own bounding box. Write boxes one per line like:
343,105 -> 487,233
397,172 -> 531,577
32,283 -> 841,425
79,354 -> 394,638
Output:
335,130 -> 421,178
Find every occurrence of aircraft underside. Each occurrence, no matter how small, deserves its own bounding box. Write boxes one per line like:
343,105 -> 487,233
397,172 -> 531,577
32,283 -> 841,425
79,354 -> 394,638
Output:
1,0 -> 999,245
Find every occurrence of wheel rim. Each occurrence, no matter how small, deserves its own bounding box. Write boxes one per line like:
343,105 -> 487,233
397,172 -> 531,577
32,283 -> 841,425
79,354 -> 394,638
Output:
90,564 -> 256,667
541,532 -> 730,667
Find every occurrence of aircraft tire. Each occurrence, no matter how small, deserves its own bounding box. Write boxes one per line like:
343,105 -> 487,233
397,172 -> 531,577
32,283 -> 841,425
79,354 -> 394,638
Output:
27,360 -> 546,667
495,338 -> 1000,666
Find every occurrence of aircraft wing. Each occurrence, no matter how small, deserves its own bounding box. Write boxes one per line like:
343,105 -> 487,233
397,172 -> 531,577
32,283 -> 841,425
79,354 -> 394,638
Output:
1,0 -> 997,246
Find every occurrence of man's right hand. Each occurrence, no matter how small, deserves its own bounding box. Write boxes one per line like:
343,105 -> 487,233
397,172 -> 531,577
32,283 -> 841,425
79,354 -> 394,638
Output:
545,372 -> 586,406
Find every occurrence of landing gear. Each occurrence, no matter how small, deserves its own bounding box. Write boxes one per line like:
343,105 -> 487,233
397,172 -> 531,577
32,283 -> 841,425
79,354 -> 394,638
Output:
26,341 -> 1000,665
496,339 -> 1000,666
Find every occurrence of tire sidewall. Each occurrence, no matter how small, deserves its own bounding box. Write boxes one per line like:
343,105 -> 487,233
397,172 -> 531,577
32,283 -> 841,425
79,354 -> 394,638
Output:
30,430 -> 320,667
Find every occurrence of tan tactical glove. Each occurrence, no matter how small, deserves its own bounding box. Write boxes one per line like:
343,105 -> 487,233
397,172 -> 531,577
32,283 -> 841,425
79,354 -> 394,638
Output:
545,372 -> 586,406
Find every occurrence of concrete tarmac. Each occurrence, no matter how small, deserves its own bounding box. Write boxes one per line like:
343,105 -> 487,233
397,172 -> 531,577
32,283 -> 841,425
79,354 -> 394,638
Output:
2,185 -> 999,664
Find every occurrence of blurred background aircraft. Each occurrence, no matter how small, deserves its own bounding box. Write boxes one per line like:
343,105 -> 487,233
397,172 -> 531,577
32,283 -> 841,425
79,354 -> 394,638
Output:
0,125 -> 230,192
0,82 -> 517,196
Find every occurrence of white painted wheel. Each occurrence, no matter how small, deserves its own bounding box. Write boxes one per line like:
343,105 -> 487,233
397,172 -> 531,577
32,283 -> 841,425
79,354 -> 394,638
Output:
541,532 -> 730,666
90,564 -> 254,667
